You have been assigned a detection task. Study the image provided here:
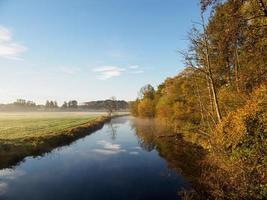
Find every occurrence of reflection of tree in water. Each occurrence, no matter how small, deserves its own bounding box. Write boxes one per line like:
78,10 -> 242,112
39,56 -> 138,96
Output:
137,137 -> 155,152
131,117 -> 210,198
131,118 -> 157,152
132,117 -> 259,199
107,116 -> 132,140
108,122 -> 118,140
107,116 -> 131,140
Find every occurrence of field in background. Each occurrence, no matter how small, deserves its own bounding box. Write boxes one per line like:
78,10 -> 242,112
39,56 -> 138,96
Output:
0,112 -> 110,169
0,112 -> 106,140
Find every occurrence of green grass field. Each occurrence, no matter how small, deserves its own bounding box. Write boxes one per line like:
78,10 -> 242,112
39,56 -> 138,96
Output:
0,112 -> 104,140
0,112 -> 109,168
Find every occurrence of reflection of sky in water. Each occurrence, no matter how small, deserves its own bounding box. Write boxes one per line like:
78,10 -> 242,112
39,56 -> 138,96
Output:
0,169 -> 26,196
0,117 -> 189,200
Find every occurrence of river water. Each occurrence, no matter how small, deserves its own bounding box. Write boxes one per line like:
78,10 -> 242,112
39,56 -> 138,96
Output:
0,116 -> 203,200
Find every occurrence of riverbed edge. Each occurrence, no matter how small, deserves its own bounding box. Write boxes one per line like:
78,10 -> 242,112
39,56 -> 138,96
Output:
0,115 -> 114,169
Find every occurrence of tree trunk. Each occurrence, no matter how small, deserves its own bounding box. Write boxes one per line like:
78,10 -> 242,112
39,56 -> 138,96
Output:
202,14 -> 222,123
234,47 -> 240,92
194,77 -> 205,122
206,74 -> 215,115
226,59 -> 231,85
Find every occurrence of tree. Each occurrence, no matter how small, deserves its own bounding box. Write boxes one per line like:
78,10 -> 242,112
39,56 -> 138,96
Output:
67,100 -> 78,109
137,98 -> 155,118
50,101 -> 54,108
184,14 -> 222,123
62,101 -> 68,109
105,96 -> 118,116
45,100 -> 50,108
130,99 -> 140,116
138,84 -> 155,100
14,99 -> 26,106
129,0 -> 267,198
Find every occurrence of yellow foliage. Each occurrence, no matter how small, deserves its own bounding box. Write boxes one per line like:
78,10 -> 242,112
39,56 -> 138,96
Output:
218,86 -> 247,115
137,99 -> 155,118
214,85 -> 267,149
155,97 -> 173,124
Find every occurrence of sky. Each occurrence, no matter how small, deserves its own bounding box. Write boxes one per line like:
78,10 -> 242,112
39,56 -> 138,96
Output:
0,0 -> 201,104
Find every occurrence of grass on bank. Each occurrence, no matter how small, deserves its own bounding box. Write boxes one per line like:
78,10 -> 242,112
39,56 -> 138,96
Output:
0,112 -> 109,168
0,112 -> 103,140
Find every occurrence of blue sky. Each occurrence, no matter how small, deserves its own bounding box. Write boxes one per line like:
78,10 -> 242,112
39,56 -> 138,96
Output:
0,0 -> 201,104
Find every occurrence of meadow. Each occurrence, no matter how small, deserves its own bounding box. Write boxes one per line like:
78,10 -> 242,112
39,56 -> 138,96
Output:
0,112 -> 104,140
0,112 -> 109,169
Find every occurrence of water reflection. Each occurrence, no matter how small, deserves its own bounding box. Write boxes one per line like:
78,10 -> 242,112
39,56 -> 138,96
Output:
108,123 -> 118,140
131,117 -> 208,195
92,140 -> 127,155
0,116 -> 192,200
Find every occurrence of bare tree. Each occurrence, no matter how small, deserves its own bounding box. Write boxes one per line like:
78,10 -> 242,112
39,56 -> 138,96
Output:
106,96 -> 118,117
200,14 -> 222,123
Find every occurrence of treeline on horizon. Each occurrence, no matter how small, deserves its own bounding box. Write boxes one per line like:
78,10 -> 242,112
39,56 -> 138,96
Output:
0,98 -> 129,112
131,0 -> 266,199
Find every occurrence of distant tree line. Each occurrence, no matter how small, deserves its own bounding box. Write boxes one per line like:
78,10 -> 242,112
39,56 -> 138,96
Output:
0,99 -> 129,112
45,100 -> 58,109
81,99 -> 128,111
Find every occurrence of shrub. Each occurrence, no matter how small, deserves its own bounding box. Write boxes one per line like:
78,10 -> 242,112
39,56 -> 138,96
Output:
212,85 -> 267,198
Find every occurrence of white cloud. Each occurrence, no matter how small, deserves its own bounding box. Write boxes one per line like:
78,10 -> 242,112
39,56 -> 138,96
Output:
92,65 -> 145,80
0,25 -> 27,60
0,169 -> 26,195
93,66 -> 125,80
93,140 -> 126,155
97,140 -> 121,150
0,169 -> 26,180
93,149 -> 121,155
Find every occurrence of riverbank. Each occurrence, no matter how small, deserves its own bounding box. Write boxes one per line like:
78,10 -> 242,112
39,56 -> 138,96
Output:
0,113 -> 110,169
0,116 -> 189,200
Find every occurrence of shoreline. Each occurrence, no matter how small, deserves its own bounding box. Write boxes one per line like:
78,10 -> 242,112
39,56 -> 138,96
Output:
0,116 -> 111,169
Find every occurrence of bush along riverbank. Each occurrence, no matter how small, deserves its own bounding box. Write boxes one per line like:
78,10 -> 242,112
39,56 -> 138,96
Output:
130,0 -> 267,198
0,116 -> 110,169
131,78 -> 267,200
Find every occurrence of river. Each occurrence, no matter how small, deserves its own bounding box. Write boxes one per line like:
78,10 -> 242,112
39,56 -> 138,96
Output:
0,116 -> 206,200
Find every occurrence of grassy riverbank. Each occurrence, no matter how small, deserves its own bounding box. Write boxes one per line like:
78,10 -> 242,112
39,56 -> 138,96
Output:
0,112 -> 110,169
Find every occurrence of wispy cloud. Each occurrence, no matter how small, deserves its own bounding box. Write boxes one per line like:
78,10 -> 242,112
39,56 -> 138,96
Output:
0,25 -> 26,60
97,140 -> 121,150
92,140 -> 126,155
92,65 -> 145,80
0,169 -> 26,180
92,149 -> 122,155
93,66 -> 125,80
0,169 -> 26,195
